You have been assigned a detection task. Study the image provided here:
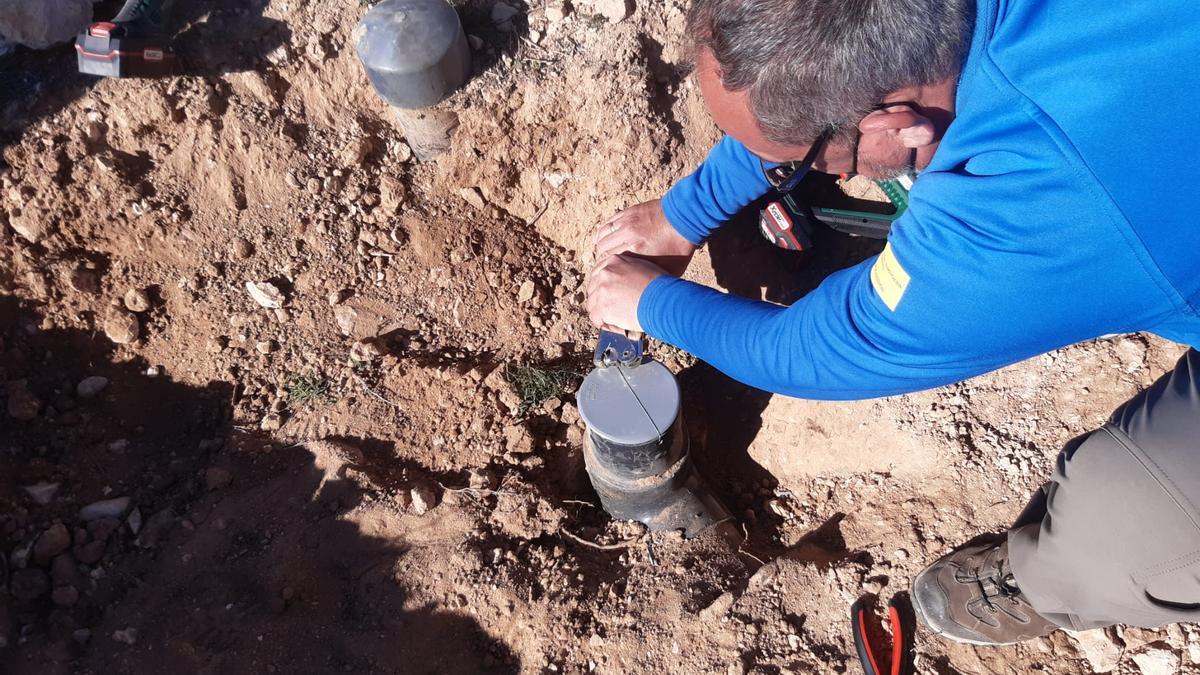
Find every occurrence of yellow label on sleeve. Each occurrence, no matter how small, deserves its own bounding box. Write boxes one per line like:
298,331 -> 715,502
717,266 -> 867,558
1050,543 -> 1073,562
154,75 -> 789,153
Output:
870,242 -> 910,311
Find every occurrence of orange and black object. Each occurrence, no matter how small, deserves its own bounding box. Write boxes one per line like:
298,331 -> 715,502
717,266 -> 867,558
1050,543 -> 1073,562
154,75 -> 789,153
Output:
850,596 -> 914,675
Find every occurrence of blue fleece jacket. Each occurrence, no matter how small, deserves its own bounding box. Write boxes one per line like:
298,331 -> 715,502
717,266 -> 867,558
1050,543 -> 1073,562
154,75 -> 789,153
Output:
639,0 -> 1200,399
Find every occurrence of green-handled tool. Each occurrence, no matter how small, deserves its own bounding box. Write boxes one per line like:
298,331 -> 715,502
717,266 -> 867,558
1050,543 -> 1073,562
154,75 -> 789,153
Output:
759,175 -> 911,251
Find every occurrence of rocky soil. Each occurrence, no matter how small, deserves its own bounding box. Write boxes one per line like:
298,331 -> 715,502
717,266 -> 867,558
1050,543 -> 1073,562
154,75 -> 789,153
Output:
1,0 -> 1198,673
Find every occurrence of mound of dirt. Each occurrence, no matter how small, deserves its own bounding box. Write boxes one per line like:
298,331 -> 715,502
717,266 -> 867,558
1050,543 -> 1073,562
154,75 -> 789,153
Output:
1,0 -> 1196,673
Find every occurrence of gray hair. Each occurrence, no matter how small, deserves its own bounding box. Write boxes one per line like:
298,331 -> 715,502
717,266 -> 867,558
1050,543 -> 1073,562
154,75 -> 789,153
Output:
688,0 -> 974,143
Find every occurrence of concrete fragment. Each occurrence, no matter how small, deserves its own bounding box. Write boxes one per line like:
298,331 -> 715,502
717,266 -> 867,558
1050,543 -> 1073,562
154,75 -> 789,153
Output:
246,281 -> 286,309
1132,647 -> 1180,675
1068,628 -> 1123,673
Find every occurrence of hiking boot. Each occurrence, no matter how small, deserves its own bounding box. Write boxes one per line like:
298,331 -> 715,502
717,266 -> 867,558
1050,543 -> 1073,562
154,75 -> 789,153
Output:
111,0 -> 165,35
911,537 -> 1059,645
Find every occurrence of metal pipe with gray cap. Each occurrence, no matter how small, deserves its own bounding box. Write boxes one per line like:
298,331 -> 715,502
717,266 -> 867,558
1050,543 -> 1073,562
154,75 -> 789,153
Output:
355,0 -> 471,160
578,332 -> 733,538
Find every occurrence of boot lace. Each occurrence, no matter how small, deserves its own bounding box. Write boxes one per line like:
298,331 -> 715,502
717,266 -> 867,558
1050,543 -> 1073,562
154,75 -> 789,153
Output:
954,548 -> 1033,625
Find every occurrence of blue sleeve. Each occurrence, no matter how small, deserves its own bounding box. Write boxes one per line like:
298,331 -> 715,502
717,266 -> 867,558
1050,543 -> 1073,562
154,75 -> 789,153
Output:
661,136 -> 771,245
638,169 -> 1168,400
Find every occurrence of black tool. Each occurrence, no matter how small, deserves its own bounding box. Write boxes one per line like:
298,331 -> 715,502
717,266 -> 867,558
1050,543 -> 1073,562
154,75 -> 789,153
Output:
850,596 -> 914,675
76,0 -> 174,78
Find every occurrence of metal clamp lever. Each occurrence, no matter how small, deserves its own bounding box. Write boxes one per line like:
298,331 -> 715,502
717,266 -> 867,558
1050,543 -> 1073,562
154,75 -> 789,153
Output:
593,330 -> 645,368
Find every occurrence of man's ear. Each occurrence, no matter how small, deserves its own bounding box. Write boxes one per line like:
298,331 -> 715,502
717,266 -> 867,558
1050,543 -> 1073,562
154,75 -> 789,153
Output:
859,108 -> 936,149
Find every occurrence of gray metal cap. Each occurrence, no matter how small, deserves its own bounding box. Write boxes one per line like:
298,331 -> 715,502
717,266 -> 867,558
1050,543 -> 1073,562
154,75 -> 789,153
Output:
355,0 -> 471,109
578,361 -> 680,446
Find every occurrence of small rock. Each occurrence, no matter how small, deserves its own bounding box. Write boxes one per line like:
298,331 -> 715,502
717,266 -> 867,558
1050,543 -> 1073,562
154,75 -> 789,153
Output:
503,425 -> 535,455
459,187 -> 486,210
72,628 -> 92,645
51,585 -> 79,608
560,403 -> 580,425
21,481 -> 60,505
566,424 -> 583,446
48,556 -> 78,593
123,288 -> 152,313
75,376 -> 110,399
468,468 -> 498,491
699,592 -> 735,621
393,142 -> 413,164
74,540 -> 106,565
467,34 -> 484,51
544,172 -> 571,189
10,568 -> 50,601
410,483 -> 439,515
205,467 -> 234,490
6,379 -> 41,421
80,496 -> 130,521
517,280 -> 537,304
112,628 -> 139,645
341,136 -> 376,167
104,310 -> 140,344
231,237 -> 255,259
34,524 -> 72,565
8,208 -> 47,243
350,338 -> 383,363
483,368 -> 522,415
126,507 -> 143,535
137,508 -> 175,548
87,516 -> 121,542
1068,628 -> 1122,672
255,340 -> 278,354
260,413 -> 283,432
246,281 -> 286,309
1132,647 -> 1180,675
545,3 -> 570,22
333,305 -> 358,336
327,289 -> 350,306
10,540 -> 33,568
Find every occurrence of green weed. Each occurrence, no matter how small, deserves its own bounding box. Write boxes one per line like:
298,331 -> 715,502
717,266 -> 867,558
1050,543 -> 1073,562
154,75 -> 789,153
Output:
285,372 -> 332,409
505,364 -> 580,416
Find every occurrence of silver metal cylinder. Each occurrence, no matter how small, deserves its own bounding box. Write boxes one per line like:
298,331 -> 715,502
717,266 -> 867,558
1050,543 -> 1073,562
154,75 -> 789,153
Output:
578,360 -> 732,538
355,0 -> 471,109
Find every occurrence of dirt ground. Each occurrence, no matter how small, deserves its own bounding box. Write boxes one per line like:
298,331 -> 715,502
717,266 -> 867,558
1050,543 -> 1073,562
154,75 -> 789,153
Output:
1,1 -> 1198,674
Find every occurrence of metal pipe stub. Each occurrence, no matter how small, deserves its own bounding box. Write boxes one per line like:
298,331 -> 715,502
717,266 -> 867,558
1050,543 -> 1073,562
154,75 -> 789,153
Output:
355,0 -> 472,159
578,360 -> 732,538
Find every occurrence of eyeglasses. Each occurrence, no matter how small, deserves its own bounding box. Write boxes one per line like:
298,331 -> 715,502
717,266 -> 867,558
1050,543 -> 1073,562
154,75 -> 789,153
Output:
759,126 -> 835,193
760,102 -> 922,193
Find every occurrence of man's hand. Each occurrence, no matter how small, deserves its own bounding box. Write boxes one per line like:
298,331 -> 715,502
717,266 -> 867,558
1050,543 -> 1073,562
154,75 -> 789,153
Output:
593,199 -> 697,277
586,254 -> 668,333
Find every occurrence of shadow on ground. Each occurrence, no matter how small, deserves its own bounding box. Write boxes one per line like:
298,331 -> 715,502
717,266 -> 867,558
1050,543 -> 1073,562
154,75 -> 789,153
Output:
681,177 -> 886,553
0,294 -> 517,674
0,0 -> 289,165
